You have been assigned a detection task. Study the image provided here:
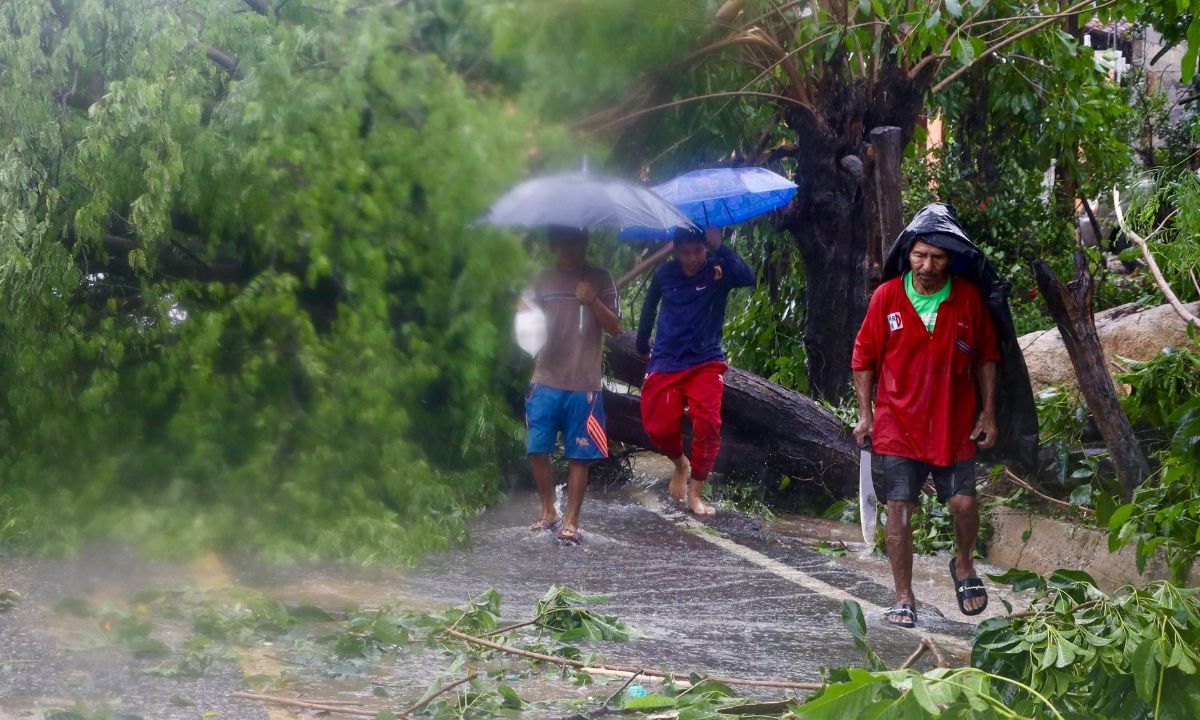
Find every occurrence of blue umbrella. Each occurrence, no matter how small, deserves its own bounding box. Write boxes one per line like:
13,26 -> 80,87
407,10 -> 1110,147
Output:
651,166 -> 798,229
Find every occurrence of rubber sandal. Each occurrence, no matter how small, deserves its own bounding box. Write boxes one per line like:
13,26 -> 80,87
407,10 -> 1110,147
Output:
884,603 -> 916,628
950,557 -> 989,616
529,518 -> 561,533
555,528 -> 582,546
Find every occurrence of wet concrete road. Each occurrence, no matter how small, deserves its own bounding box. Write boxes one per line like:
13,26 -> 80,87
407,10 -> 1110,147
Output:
0,468 -> 1012,718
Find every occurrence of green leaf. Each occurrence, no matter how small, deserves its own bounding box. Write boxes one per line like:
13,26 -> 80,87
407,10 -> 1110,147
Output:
496,684 -> 525,709
1109,503 -> 1135,531
1183,16 -> 1200,85
622,693 -> 679,710
1132,635 -> 1159,702
791,672 -> 881,718
987,568 -> 1044,592
842,600 -> 868,641
910,676 -> 940,714
1048,569 -> 1098,589
950,37 -> 974,67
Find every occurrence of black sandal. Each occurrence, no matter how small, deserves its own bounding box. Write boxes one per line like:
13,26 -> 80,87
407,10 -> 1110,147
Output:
950,557 -> 989,616
883,603 -> 916,628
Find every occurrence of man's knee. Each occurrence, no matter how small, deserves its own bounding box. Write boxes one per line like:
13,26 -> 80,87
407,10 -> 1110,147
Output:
886,501 -> 915,532
948,493 -> 978,515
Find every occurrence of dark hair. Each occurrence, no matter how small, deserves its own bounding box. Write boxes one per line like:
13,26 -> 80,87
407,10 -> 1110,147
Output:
672,227 -> 706,246
547,226 -> 588,244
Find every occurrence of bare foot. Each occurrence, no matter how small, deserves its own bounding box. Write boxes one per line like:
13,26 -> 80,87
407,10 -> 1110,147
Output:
668,456 -> 690,502
687,488 -> 715,516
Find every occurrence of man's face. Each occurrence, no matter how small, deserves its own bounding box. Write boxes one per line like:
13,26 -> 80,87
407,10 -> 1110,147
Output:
551,233 -> 588,270
674,240 -> 707,277
909,240 -> 950,286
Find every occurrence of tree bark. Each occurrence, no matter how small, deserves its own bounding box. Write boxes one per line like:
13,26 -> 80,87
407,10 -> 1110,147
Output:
1032,253 -> 1151,499
604,333 -> 858,496
785,138 -> 871,402
867,126 -> 905,289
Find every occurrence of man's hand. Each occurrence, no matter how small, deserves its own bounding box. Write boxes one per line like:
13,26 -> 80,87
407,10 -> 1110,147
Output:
971,412 -> 998,449
705,225 -> 723,252
575,281 -> 597,305
853,413 -> 874,448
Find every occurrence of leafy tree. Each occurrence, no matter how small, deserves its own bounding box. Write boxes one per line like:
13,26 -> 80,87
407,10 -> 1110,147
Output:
0,0 -> 567,560
496,0 -> 1179,400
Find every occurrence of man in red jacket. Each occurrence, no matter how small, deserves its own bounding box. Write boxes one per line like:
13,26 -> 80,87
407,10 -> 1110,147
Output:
852,237 -> 999,628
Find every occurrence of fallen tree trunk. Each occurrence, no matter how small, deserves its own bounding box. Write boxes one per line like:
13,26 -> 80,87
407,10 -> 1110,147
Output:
604,333 -> 858,497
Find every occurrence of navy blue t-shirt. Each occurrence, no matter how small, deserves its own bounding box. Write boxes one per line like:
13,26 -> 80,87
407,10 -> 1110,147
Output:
635,243 -> 756,374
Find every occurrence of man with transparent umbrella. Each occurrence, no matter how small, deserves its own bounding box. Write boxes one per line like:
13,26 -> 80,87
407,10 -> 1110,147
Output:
486,168 -> 698,544
520,227 -> 621,544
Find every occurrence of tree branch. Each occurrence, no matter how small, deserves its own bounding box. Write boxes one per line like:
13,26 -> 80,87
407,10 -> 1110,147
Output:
397,673 -> 478,716
242,0 -> 271,16
577,91 -> 823,137
205,47 -> 242,79
932,0 -> 1103,94
1112,188 -> 1200,327
442,628 -> 825,690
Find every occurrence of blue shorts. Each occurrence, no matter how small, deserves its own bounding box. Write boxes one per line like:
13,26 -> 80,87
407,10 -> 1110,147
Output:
525,384 -> 608,461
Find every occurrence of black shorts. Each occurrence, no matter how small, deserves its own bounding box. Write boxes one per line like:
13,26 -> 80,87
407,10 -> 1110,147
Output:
880,454 -> 977,504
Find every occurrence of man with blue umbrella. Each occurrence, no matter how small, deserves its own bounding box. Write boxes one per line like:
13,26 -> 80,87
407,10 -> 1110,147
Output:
633,167 -> 791,513
636,226 -> 755,513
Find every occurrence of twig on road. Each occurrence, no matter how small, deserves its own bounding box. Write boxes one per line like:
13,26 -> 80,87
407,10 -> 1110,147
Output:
900,641 -> 928,669
399,672 -> 479,716
230,691 -> 387,717
442,628 -> 824,690
602,669 -> 644,707
922,638 -> 948,668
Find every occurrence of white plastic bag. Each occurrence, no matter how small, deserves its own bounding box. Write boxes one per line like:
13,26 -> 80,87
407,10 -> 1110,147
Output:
514,291 -> 547,357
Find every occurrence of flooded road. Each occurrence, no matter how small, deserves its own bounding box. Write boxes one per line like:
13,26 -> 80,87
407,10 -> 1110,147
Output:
0,463 -> 1015,718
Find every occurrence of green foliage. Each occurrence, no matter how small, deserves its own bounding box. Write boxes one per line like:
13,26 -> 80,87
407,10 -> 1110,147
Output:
800,575 -> 1200,720
42,703 -> 145,720
1106,448 -> 1200,586
1118,344 -> 1200,430
723,228 -> 808,392
531,585 -> 640,643
0,0 -> 568,561
1119,172 -> 1200,306
870,493 -> 991,557
974,570 -> 1200,719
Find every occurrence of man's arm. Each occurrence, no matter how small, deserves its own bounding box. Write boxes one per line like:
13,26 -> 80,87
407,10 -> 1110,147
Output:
710,239 -> 756,288
853,369 -> 876,447
576,280 -> 622,336
635,272 -> 663,361
971,362 -> 998,449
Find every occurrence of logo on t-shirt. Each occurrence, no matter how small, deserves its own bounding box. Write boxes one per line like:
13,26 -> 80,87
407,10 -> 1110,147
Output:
887,312 -> 904,331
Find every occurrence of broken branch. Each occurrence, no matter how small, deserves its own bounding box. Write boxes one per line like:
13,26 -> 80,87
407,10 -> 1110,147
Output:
230,691 -> 386,718
1003,467 -> 1093,514
398,672 -> 479,716
442,628 -> 824,690
1112,188 -> 1200,328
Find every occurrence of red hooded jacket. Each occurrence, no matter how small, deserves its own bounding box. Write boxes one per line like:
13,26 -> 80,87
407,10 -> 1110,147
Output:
851,276 -> 1000,466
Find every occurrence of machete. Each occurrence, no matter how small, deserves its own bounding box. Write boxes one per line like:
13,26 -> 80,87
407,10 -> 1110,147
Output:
859,438 -> 878,547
